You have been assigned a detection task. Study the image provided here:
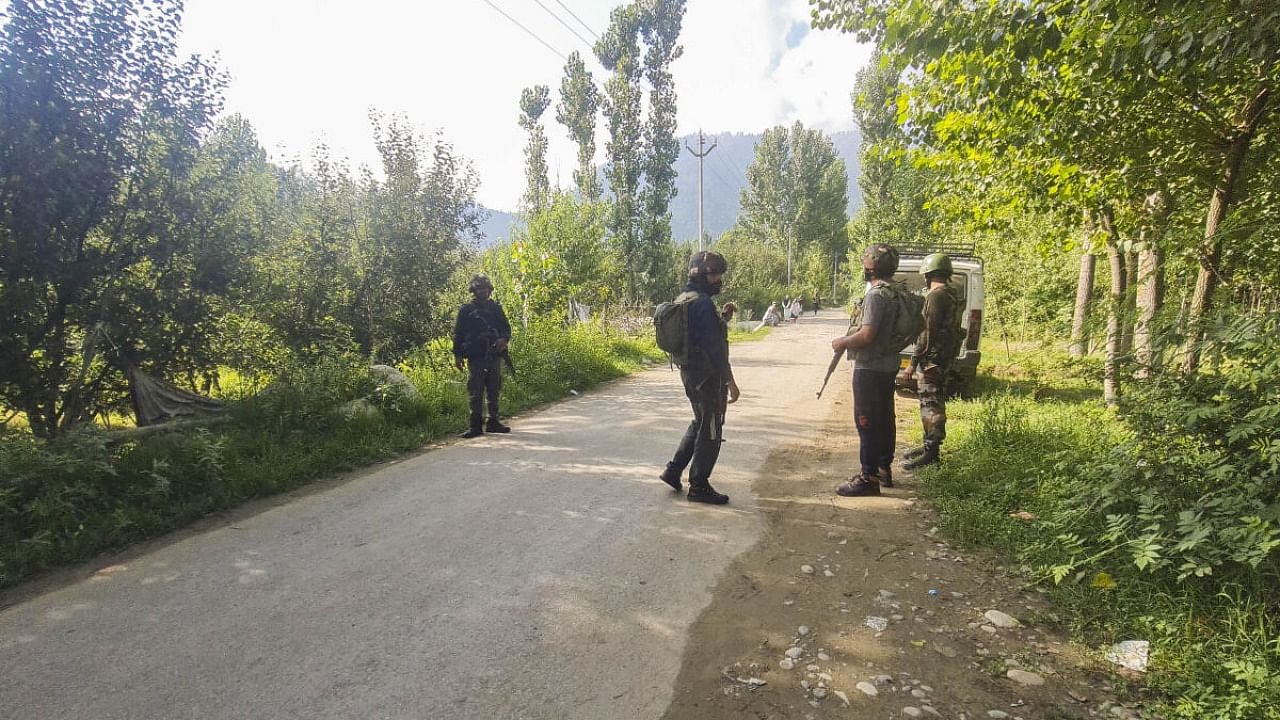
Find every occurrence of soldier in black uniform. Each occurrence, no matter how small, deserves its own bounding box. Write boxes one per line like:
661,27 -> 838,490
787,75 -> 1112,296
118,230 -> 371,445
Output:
452,275 -> 513,439
659,251 -> 741,505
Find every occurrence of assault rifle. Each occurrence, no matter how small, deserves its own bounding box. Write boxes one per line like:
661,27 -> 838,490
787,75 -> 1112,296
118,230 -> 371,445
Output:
816,303 -> 862,399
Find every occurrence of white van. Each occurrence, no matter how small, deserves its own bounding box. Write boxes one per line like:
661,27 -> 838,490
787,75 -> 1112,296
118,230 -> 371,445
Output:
849,244 -> 985,396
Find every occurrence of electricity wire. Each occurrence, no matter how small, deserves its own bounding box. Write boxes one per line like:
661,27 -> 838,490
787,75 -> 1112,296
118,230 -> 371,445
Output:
550,0 -> 599,40
481,0 -> 567,61
529,0 -> 595,52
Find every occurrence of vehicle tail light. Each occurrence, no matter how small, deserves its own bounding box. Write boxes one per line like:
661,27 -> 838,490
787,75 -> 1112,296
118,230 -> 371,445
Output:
965,310 -> 982,350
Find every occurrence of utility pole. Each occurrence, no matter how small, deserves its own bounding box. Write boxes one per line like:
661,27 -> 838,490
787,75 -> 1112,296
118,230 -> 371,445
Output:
685,130 -> 717,250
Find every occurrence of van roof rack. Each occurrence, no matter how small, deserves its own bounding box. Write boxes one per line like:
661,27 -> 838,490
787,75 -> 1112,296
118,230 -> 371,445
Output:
894,242 -> 982,262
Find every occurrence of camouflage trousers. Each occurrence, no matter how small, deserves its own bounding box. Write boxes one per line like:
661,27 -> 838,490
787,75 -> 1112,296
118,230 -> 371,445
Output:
917,364 -> 949,448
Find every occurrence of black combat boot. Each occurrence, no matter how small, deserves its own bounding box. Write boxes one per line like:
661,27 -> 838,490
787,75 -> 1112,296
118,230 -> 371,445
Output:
835,474 -> 881,497
485,417 -> 510,433
659,468 -> 683,491
904,446 -> 940,470
903,447 -> 927,460
687,482 -> 729,505
460,422 -> 484,439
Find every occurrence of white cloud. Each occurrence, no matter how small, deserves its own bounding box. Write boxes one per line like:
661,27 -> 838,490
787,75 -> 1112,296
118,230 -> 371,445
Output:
177,0 -> 870,210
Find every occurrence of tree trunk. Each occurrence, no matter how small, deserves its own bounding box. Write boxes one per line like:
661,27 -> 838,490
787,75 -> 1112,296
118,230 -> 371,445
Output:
1134,190 -> 1171,379
1121,250 -> 1138,354
1069,251 -> 1096,358
1182,86 -> 1272,374
1101,210 -> 1125,405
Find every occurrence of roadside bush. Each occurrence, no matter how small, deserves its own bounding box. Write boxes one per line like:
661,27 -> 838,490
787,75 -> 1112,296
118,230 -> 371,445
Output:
920,321 -> 1280,719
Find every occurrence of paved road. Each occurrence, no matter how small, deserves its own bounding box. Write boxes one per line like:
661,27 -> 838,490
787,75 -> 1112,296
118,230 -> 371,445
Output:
0,312 -> 852,720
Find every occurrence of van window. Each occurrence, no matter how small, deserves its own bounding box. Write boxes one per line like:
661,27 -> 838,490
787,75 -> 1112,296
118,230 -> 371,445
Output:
892,271 -> 968,302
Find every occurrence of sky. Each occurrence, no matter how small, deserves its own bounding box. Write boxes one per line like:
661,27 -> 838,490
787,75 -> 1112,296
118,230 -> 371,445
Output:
178,0 -> 872,211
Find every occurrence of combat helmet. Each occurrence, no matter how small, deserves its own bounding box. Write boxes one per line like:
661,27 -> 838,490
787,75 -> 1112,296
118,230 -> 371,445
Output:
469,275 -> 494,294
920,253 -> 953,278
688,250 -> 728,279
861,243 -> 899,277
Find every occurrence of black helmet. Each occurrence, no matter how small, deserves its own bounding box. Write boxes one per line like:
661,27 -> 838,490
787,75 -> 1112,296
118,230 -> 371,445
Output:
861,243 -> 899,277
469,275 -> 493,294
688,250 -> 728,279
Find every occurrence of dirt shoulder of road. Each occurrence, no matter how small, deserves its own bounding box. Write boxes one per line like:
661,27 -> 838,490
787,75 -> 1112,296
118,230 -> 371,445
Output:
662,379 -> 1149,720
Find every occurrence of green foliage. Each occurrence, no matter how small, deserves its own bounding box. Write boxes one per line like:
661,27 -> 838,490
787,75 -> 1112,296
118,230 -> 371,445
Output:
557,51 -> 601,201
714,230 -> 787,318
594,0 -> 687,302
738,121 -> 850,272
519,85 -> 552,213
0,0 -> 227,437
477,193 -> 620,326
919,329 -> 1280,718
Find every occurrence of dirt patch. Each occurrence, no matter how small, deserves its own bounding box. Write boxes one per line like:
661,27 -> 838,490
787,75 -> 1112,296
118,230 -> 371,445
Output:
661,380 -> 1145,720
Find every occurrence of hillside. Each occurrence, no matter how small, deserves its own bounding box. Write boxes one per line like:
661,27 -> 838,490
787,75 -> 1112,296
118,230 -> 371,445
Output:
476,129 -> 863,246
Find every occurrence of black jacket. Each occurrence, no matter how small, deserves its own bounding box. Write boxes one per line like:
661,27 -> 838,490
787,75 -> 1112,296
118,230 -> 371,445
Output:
681,281 -> 731,379
452,299 -> 512,361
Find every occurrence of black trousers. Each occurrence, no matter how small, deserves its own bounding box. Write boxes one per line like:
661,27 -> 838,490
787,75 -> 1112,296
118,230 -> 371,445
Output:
466,356 -> 503,425
853,368 -> 897,477
666,369 -> 726,488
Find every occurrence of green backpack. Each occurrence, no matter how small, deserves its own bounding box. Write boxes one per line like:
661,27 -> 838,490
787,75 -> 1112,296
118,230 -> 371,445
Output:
877,281 -> 926,354
653,291 -> 700,365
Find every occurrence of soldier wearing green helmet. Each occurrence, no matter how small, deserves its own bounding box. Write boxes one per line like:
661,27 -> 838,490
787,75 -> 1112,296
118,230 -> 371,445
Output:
901,253 -> 964,469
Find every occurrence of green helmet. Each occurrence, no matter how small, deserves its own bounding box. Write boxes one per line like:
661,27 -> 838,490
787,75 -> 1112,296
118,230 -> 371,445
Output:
920,253 -> 953,278
861,243 -> 899,277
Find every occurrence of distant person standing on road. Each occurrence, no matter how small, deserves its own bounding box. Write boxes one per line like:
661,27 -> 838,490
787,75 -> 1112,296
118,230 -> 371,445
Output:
659,250 -> 740,505
829,243 -> 902,497
453,275 -> 513,439
900,253 -> 963,470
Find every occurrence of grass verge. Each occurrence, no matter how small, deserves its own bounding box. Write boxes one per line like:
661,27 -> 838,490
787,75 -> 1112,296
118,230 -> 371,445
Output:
913,341 -> 1280,720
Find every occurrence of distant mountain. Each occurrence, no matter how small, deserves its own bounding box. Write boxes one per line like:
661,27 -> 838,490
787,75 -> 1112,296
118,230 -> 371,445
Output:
476,207 -> 521,248
475,128 -> 864,247
669,129 -> 863,243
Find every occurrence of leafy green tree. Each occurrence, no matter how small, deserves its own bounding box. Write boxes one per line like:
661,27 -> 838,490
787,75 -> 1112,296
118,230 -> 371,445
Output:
596,4 -> 645,298
812,0 -> 1280,374
0,0 -> 226,436
739,122 -> 848,289
482,193 -> 617,326
595,0 -> 688,302
557,51 -> 601,201
518,85 -> 551,214
636,0 -> 686,301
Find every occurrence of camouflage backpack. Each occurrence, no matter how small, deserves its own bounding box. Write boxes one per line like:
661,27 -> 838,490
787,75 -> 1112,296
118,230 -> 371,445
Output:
653,291 -> 700,365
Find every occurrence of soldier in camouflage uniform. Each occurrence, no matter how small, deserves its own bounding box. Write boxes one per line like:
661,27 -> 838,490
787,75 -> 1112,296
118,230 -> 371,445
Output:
902,253 -> 964,470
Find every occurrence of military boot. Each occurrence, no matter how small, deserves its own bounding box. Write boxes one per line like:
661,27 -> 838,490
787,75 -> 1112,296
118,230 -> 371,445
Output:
836,474 -> 881,497
460,421 -> 484,439
687,482 -> 729,505
485,417 -> 511,433
904,446 -> 940,470
659,467 -> 683,492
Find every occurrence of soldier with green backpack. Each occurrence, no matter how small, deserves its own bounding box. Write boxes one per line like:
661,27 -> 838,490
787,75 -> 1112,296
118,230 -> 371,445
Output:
653,250 -> 740,505
829,243 -> 920,497
900,253 -> 964,470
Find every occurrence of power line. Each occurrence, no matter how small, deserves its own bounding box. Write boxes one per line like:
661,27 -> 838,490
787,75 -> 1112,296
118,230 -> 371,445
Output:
550,0 -> 599,40
529,0 -> 595,52
481,0 -> 567,61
